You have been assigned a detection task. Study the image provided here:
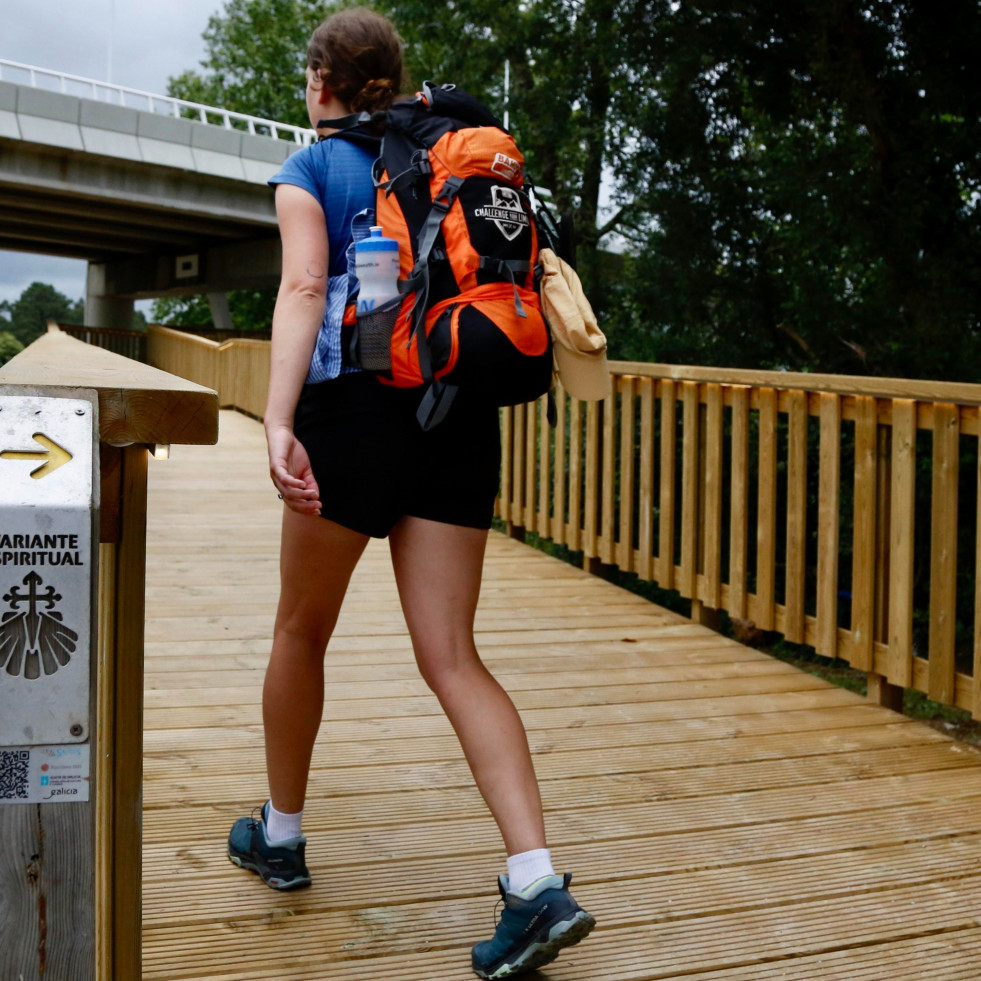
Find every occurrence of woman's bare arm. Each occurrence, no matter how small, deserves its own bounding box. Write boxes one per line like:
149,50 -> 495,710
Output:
265,183 -> 330,514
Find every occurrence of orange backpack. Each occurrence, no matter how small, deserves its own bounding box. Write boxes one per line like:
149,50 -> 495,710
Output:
326,82 -> 553,429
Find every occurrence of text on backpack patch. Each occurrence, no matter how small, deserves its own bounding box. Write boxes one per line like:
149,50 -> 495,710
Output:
475,186 -> 530,241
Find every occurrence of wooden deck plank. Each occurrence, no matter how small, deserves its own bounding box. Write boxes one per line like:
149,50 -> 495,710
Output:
143,728 -> 949,804
142,796 -> 981,916
141,873 -> 981,974
140,876 -> 981,980
140,687 -> 882,732
141,409 -> 981,981
141,707 -> 918,760
142,660 -> 828,706
143,831 -> 981,929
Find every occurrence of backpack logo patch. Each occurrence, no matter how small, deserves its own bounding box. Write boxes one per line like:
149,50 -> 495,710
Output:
491,152 -> 521,181
475,186 -> 529,241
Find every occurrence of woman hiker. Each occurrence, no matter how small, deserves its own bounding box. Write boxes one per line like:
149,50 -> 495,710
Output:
224,8 -> 595,977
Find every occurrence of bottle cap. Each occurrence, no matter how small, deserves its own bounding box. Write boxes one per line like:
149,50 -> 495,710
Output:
356,226 -> 399,252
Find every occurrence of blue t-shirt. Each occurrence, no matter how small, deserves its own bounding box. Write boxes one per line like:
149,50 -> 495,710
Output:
269,139 -> 377,380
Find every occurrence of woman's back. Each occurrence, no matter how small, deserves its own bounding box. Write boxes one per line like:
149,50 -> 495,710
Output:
270,138 -> 376,277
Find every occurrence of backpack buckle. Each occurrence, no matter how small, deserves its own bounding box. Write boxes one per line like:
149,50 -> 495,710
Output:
433,174 -> 465,212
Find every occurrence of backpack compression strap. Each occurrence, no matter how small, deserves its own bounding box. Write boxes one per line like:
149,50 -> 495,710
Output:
477,258 -> 531,318
401,175 -> 466,374
398,174 -> 466,431
374,149 -> 433,196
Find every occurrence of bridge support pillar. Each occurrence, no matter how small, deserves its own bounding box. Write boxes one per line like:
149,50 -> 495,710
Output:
207,292 -> 234,332
85,263 -> 135,329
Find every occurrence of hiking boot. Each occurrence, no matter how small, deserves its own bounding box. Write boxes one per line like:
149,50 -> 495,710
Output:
227,801 -> 311,890
471,873 -> 595,978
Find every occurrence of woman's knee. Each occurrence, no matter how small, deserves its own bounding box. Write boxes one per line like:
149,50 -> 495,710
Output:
273,596 -> 336,654
415,644 -> 485,697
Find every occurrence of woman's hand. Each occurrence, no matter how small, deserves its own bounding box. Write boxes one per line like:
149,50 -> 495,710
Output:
267,424 -> 322,516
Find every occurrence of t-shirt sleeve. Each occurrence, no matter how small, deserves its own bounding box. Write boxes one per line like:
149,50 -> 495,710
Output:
268,145 -> 323,200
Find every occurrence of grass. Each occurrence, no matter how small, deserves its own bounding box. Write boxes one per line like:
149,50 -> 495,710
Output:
763,637 -> 981,749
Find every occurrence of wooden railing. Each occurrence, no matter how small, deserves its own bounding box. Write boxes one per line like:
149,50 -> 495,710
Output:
499,363 -> 981,720
136,324 -> 981,720
0,327 -> 217,981
146,324 -> 269,418
58,324 -> 148,363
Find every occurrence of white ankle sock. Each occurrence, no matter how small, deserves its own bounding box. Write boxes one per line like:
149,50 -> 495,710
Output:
265,801 -> 303,843
506,848 -> 555,895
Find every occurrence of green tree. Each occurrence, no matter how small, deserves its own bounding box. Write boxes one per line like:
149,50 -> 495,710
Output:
616,0 -> 981,379
0,282 -> 84,346
0,331 -> 24,366
167,0 -> 343,128
378,0 -> 642,316
149,290 -> 276,332
168,0 -> 641,319
170,0 -> 981,380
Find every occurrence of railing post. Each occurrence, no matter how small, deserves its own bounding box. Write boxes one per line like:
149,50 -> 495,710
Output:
867,673 -> 904,713
0,388 -> 99,981
98,444 -> 149,981
691,599 -> 721,631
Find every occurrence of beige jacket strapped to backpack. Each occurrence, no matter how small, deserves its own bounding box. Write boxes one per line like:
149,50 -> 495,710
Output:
538,248 -> 611,401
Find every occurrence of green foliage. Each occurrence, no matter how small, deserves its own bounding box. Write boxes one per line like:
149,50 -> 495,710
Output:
167,0 -> 337,128
0,282 -> 84,346
375,0 -> 639,316
617,0 -> 981,379
0,331 -> 24,366
171,0 -> 981,381
149,290 -> 277,332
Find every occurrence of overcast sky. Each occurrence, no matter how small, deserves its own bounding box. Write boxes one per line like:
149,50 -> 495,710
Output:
0,0 -> 229,307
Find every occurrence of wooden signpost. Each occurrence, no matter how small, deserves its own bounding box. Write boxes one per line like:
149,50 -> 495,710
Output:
0,391 -> 99,980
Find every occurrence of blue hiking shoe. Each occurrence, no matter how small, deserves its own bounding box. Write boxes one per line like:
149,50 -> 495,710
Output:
227,802 -> 311,891
471,873 -> 595,978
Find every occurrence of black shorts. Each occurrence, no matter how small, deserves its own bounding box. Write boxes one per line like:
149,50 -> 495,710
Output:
293,373 -> 501,538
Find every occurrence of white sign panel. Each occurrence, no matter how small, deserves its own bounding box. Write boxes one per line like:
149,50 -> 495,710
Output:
0,395 -> 95,748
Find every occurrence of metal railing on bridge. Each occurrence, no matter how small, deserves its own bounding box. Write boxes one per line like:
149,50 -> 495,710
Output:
0,58 -> 315,144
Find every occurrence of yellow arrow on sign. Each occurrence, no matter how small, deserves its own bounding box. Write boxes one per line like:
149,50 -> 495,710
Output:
0,433 -> 73,479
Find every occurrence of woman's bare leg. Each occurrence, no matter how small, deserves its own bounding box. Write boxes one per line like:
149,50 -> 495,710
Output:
263,508 -> 368,812
388,516 -> 547,855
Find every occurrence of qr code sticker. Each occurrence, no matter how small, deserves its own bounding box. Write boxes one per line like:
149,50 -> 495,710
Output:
0,749 -> 30,800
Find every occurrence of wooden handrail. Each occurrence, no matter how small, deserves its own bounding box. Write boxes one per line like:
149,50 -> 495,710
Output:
609,360 -> 981,406
0,326 -> 217,981
146,324 -> 269,419
0,327 -> 218,446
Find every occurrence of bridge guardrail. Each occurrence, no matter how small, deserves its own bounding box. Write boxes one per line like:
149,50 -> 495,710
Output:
0,58 -> 315,144
500,364 -> 981,720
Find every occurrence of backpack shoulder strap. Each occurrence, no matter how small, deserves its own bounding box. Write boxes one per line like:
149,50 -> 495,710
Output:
317,110 -> 385,152
316,111 -> 372,132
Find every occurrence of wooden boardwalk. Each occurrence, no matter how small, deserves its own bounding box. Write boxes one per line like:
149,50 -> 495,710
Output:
141,410 -> 981,981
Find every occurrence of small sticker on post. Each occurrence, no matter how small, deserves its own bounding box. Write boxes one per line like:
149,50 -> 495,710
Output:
0,744 -> 90,804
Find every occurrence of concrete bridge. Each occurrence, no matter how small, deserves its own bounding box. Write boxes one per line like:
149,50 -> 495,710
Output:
0,60 -> 310,329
